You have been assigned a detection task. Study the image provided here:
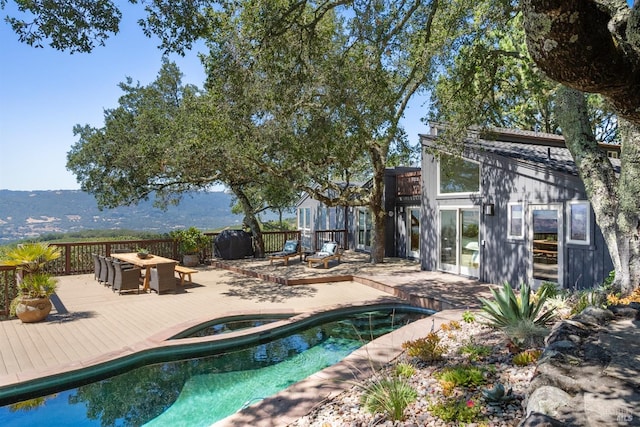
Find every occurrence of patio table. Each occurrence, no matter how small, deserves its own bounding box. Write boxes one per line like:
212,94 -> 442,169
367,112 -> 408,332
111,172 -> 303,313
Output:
110,252 -> 177,291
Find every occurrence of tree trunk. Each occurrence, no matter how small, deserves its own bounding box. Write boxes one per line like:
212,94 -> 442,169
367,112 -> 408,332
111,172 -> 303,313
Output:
556,87 -> 640,294
231,185 -> 265,258
521,0 -> 640,125
369,148 -> 387,264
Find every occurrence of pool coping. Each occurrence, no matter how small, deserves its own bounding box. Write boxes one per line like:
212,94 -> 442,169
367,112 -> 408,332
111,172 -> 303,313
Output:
212,308 -> 468,427
0,271 -> 474,425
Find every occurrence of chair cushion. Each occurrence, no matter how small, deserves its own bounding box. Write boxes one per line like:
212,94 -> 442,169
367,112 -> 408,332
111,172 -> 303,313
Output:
320,242 -> 337,255
283,240 -> 298,253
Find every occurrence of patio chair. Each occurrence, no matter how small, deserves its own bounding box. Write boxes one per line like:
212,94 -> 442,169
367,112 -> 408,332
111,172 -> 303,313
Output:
98,255 -> 109,285
149,262 -> 177,295
306,241 -> 342,269
105,257 -> 116,289
112,260 -> 142,295
92,253 -> 101,282
268,240 -> 302,266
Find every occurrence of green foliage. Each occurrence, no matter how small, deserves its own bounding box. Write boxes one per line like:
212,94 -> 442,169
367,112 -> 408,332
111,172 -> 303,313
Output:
459,339 -> 492,361
479,282 -> 556,330
359,376 -> 418,421
570,289 -> 609,315
402,332 -> 448,363
4,0 -> 121,53
462,310 -> 476,323
536,282 -> 560,299
393,363 -> 416,379
503,319 -> 548,350
18,273 -> 58,298
512,349 -> 543,366
429,397 -> 482,423
1,242 -> 62,274
170,227 -> 207,255
435,365 -> 486,389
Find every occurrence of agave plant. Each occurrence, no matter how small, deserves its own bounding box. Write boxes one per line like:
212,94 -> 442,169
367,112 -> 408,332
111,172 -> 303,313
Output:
478,282 -> 556,329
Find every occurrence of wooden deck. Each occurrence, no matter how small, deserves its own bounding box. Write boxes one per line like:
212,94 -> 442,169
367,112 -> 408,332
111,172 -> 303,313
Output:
0,253 -> 494,425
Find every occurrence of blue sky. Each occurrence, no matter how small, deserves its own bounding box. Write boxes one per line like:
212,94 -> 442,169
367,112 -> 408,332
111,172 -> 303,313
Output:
0,4 -> 429,191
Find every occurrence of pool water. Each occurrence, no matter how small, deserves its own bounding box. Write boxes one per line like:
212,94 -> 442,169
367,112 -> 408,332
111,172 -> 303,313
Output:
0,308 -> 430,427
172,315 -> 293,339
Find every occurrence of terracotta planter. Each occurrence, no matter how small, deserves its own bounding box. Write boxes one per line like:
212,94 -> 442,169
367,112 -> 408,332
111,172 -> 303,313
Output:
182,254 -> 199,267
15,297 -> 52,323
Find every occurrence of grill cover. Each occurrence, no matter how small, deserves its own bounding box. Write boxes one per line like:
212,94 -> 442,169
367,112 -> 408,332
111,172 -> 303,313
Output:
214,230 -> 254,259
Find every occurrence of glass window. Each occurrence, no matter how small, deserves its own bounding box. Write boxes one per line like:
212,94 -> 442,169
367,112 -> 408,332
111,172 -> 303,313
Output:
438,154 -> 480,194
298,207 -> 311,230
508,202 -> 524,239
567,201 -> 590,245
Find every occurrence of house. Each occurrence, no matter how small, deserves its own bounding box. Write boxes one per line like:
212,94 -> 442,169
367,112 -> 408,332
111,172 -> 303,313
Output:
419,125 -> 616,290
295,166 -> 422,259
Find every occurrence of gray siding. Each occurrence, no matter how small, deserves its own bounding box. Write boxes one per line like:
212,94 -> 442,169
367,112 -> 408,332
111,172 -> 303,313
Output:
421,140 -> 613,290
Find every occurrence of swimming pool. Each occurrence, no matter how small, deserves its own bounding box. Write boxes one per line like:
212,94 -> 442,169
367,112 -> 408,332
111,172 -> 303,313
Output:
0,304 -> 432,427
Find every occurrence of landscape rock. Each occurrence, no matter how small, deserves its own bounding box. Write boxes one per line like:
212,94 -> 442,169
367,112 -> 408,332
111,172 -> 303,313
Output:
525,386 -> 572,418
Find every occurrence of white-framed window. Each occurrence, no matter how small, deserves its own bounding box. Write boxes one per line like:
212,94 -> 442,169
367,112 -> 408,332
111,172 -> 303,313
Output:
437,154 -> 480,195
567,201 -> 591,245
356,208 -> 372,250
298,207 -> 311,230
507,202 -> 524,239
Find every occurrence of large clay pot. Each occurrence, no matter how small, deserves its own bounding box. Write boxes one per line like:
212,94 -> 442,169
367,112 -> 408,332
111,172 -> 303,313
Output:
15,297 -> 52,323
182,254 -> 199,267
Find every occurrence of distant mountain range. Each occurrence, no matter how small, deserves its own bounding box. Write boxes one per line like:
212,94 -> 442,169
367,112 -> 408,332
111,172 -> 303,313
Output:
0,190 -> 277,243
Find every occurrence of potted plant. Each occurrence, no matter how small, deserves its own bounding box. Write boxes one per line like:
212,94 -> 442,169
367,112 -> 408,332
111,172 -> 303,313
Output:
171,227 -> 207,267
2,242 -> 62,323
136,247 -> 150,259
11,273 -> 58,323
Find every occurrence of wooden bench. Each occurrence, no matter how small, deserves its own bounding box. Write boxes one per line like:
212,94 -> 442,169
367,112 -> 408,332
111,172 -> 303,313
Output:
175,265 -> 198,286
269,251 -> 303,266
306,251 -> 342,269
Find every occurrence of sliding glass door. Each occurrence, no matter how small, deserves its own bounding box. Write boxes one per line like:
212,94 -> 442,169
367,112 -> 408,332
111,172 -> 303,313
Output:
439,208 -> 480,278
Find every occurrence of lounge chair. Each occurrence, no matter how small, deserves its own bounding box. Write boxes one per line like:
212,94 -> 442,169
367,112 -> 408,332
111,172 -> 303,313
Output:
149,262 -> 177,295
269,240 -> 302,266
306,241 -> 341,268
112,260 -> 141,294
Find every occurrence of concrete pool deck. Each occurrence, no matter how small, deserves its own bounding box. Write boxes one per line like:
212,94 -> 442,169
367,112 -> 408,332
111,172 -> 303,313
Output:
0,252 -> 494,425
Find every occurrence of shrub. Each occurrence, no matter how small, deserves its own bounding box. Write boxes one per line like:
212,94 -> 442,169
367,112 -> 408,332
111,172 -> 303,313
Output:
393,362 -> 416,378
462,310 -> 476,323
503,319 -> 549,350
440,320 -> 461,331
429,397 -> 482,423
402,332 -> 448,363
512,349 -> 543,366
359,375 -> 417,421
479,282 -> 556,329
459,339 -> 492,361
435,365 -> 486,389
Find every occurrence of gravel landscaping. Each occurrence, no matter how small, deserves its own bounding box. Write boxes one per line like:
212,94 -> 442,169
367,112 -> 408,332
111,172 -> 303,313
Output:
290,316 -> 536,427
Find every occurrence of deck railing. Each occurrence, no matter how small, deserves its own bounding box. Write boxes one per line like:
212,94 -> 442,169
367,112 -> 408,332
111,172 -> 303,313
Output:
0,229 -> 334,319
314,230 -> 348,251
0,266 -> 17,318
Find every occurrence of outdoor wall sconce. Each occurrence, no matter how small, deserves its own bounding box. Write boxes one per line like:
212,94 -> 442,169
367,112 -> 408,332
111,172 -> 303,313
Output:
484,203 -> 495,216
388,210 -> 394,217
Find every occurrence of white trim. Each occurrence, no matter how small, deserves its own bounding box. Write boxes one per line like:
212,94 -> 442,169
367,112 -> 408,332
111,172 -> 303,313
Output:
437,206 -> 480,278
407,207 -> 420,258
507,202 -> 525,240
436,154 -> 481,196
566,201 -> 591,245
529,204 -> 563,287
